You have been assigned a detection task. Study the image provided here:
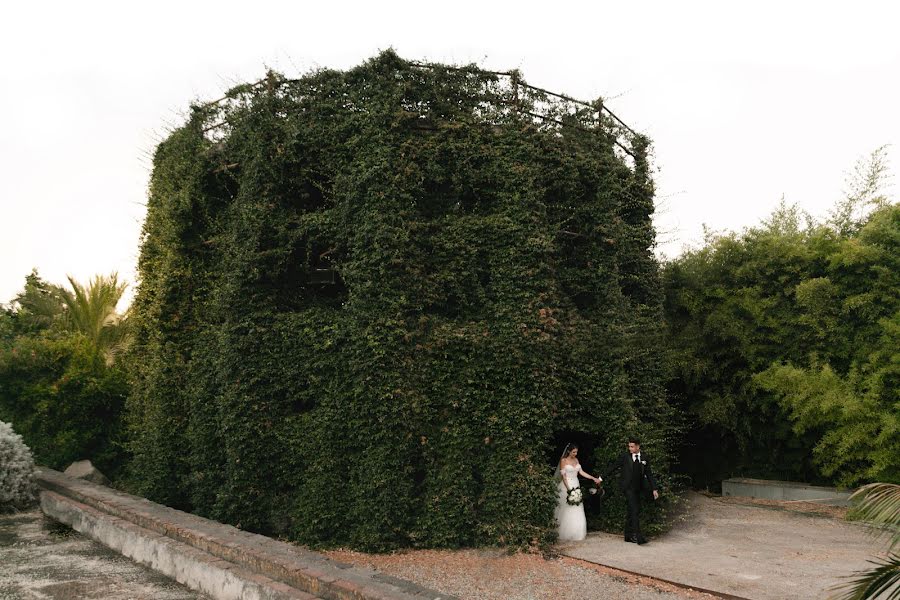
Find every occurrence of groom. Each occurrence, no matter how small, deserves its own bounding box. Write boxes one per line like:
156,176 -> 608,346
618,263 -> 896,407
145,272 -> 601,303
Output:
600,437 -> 659,545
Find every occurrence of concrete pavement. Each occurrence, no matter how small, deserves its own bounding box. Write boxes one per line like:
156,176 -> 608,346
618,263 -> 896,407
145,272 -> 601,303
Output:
560,492 -> 880,600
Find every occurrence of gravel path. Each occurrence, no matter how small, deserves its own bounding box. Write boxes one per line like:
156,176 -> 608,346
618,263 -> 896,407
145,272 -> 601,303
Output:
0,509 -> 208,600
324,548 -> 715,600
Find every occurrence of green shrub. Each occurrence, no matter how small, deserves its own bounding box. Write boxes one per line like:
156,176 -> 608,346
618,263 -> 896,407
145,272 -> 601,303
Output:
0,335 -> 129,477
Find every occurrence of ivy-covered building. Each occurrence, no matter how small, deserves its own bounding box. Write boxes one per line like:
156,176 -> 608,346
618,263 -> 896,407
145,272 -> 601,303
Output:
125,51 -> 674,550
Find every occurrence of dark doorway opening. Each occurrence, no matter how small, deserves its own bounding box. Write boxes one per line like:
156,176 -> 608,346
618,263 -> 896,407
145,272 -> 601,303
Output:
549,429 -> 608,524
548,430 -> 604,479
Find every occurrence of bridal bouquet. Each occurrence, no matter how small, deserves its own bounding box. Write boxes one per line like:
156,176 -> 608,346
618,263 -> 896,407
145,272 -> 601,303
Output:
566,487 -> 583,506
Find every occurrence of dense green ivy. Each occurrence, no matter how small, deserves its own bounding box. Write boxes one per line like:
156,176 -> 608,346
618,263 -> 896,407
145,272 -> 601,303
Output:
125,51 -> 674,550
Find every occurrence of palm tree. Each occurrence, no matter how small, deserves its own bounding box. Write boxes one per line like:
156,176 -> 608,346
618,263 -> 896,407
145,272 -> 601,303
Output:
832,483 -> 900,600
58,273 -> 130,364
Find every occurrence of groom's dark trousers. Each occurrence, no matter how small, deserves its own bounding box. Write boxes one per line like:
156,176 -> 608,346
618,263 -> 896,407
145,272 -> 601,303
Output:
624,477 -> 642,539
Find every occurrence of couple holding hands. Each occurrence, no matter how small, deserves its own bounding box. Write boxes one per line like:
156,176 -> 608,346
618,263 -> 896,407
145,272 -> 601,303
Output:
555,437 -> 659,544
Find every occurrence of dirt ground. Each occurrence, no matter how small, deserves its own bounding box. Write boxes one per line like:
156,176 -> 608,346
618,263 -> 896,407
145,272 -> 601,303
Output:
325,547 -> 717,600
0,509 -> 208,600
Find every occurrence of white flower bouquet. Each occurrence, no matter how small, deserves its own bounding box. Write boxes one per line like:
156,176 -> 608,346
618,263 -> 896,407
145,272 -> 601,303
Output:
566,487 -> 583,506
588,484 -> 604,499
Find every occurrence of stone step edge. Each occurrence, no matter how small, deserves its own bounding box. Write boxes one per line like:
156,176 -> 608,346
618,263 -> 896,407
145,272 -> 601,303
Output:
41,489 -> 321,600
36,469 -> 348,598
35,468 -> 455,600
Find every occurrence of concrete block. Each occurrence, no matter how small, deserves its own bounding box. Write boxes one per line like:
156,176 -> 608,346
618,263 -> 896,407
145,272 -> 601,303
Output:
721,478 -> 854,506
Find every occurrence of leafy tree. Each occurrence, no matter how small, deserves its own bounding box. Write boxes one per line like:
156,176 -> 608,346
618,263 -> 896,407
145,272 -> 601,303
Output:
663,203 -> 827,485
6,270 -> 66,336
3,270 -> 130,360
0,306 -> 15,347
0,272 -> 132,477
756,206 -> 899,487
0,333 -> 129,476
830,145 -> 892,236
664,147 -> 898,488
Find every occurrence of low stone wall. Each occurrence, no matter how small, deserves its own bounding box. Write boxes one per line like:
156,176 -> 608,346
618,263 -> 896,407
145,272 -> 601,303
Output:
36,468 -> 455,600
721,478 -> 854,506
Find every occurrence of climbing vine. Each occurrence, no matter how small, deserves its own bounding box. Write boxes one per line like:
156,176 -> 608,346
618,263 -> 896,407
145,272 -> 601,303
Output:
125,51 -> 674,550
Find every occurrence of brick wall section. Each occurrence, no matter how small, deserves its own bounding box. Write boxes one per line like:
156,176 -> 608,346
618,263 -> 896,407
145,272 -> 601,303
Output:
36,468 -> 456,600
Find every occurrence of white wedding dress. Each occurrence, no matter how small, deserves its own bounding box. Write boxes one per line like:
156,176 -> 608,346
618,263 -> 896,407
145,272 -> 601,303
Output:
555,462 -> 587,541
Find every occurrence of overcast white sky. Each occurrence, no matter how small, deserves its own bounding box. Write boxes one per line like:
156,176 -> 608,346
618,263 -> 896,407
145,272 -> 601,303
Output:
2,1 -> 898,308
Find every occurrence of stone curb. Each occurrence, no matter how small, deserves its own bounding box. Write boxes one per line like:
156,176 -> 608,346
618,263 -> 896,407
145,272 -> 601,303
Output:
36,468 -> 455,600
41,490 -> 317,600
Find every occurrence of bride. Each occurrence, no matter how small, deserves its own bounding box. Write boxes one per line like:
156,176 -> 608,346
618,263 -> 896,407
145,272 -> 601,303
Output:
555,443 -> 602,541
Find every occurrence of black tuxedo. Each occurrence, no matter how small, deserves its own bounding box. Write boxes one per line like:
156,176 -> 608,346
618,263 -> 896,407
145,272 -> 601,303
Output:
602,452 -> 658,540
605,452 -> 658,494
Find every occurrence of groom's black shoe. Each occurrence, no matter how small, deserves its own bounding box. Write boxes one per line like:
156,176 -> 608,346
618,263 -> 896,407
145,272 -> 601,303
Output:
625,536 -> 639,543
636,536 -> 648,545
